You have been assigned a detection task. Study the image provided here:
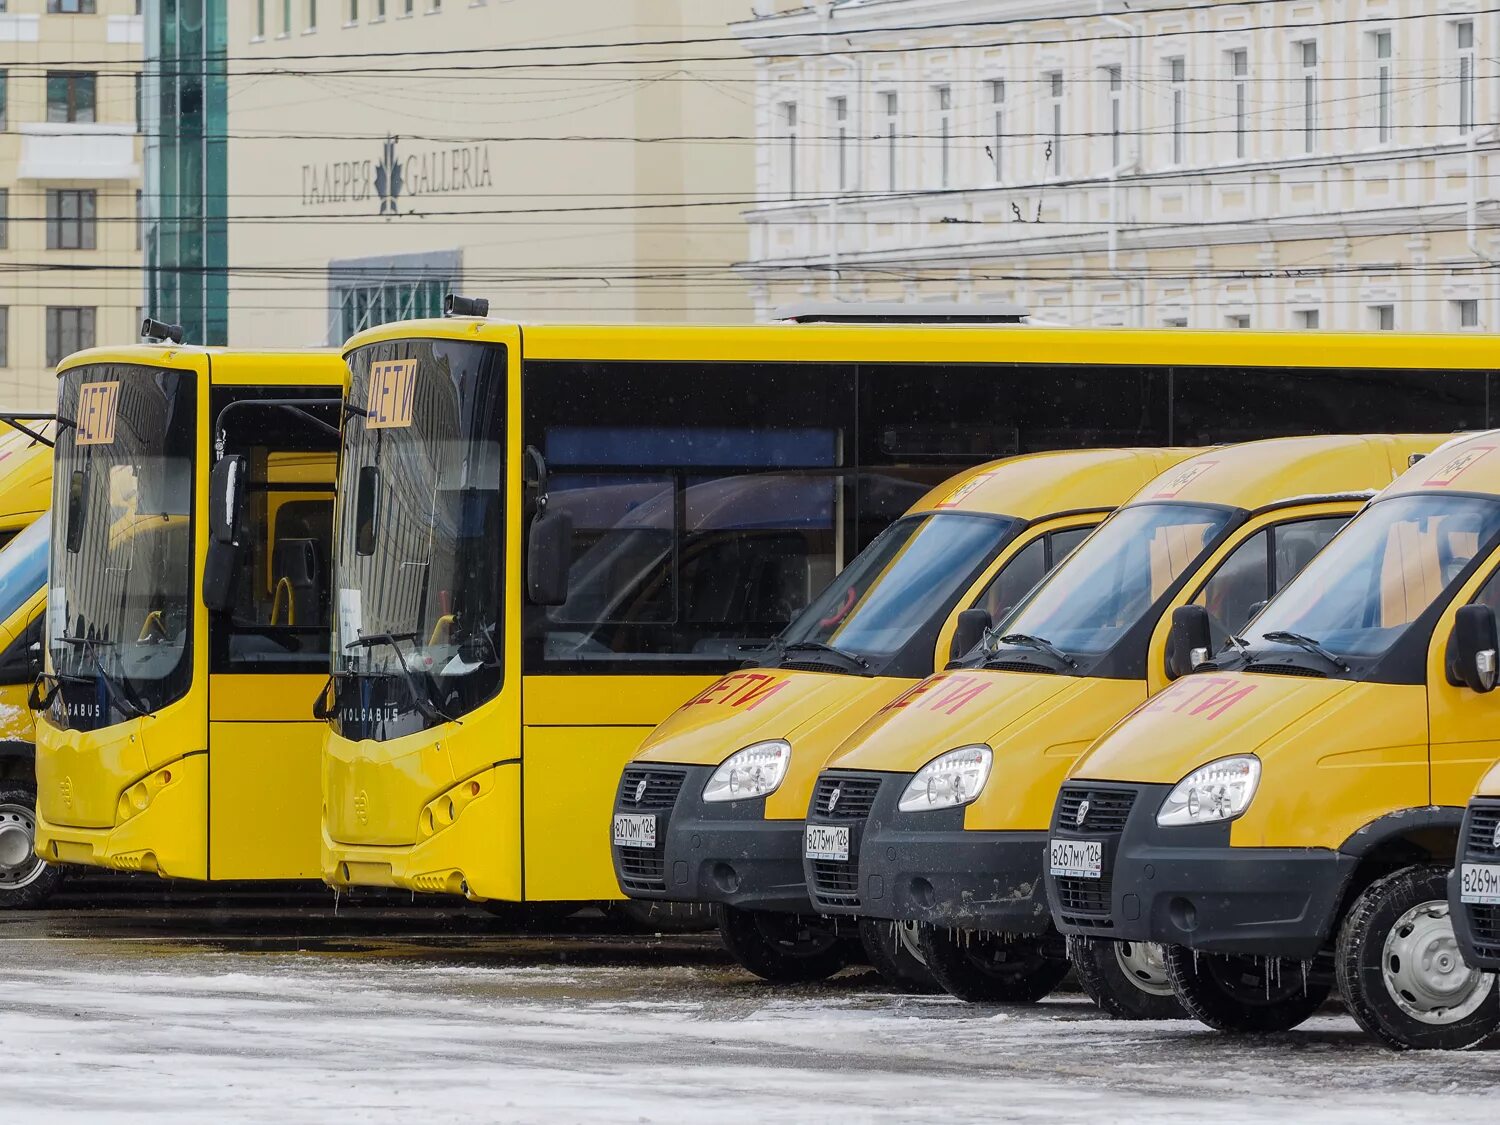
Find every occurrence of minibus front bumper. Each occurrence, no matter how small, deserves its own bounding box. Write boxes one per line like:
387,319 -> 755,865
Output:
1449,797 -> 1500,971
1045,780 -> 1355,959
801,769 -> 1053,933
610,764 -> 812,911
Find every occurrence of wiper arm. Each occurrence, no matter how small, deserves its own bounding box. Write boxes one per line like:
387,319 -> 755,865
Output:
995,633 -> 1077,669
1260,631 -> 1349,673
778,640 -> 870,671
57,634 -> 147,718
343,631 -> 461,724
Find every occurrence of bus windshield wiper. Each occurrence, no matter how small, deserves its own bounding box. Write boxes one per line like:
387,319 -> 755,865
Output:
1260,631 -> 1349,672
777,640 -> 870,672
57,634 -> 147,718
344,631 -> 461,724
994,633 -> 1077,669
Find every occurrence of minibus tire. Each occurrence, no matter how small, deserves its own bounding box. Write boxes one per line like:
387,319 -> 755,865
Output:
858,919 -> 942,994
0,781 -> 63,910
916,926 -> 1069,1004
1335,863 -> 1500,1051
1163,945 -> 1329,1033
715,904 -> 846,983
1069,937 -> 1186,1020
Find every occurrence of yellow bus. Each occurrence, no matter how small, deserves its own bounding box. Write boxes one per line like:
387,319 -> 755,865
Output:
32,345 -> 346,884
321,311 -> 1500,910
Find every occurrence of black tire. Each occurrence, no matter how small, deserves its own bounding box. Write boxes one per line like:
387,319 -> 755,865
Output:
0,781 -> 63,910
715,904 -> 847,983
1070,937 -> 1187,1020
916,926 -> 1070,1004
1335,863 -> 1500,1051
858,918 -> 942,994
1164,944 -> 1329,1033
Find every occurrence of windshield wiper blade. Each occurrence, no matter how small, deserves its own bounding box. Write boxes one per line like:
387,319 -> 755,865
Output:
777,640 -> 870,671
995,633 -> 1077,669
1260,631 -> 1349,672
344,631 -> 460,724
57,634 -> 147,718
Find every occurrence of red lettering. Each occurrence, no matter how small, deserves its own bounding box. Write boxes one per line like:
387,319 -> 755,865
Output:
736,679 -> 789,711
1189,680 -> 1258,720
882,676 -> 943,713
927,675 -> 991,715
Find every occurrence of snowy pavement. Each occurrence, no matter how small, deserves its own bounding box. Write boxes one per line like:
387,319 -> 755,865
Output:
0,905 -> 1495,1124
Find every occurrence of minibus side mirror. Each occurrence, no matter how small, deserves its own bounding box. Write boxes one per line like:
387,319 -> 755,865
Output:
1449,603 -> 1499,693
527,509 -> 574,607
64,467 -> 88,554
950,608 -> 992,662
1165,604 -> 1213,680
203,455 -> 248,613
354,465 -> 381,557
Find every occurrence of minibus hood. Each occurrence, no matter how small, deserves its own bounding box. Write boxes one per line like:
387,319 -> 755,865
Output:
1071,671 -> 1355,785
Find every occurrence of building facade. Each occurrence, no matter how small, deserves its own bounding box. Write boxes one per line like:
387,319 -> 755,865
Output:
223,0 -> 751,348
0,1 -> 143,409
738,0 -> 1498,332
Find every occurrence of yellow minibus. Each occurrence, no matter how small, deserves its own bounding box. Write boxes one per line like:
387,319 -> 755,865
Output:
32,345 -> 346,884
1055,431 -> 1500,1050
804,436 -> 1442,1017
322,312 -> 1499,910
611,448 -> 1194,985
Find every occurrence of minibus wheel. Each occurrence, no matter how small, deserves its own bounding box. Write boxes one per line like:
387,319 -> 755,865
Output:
1163,945 -> 1329,1032
0,782 -> 63,909
1335,864 -> 1500,1051
857,919 -> 942,994
1069,937 -> 1186,1020
715,904 -> 846,983
916,926 -> 1069,1004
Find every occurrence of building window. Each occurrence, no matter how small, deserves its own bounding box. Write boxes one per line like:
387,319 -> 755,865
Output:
256,0 -> 265,37
338,279 -> 447,341
282,0 -> 291,35
134,71 -> 142,131
1374,31 -> 1392,144
404,0 -> 412,12
0,70 -> 7,132
1169,57 -> 1186,164
988,80 -> 1004,182
0,308 -> 8,369
1371,304 -> 1395,331
307,0 -> 316,30
377,0 -> 385,16
1048,73 -> 1063,176
1455,298 -> 1480,329
1458,21 -> 1475,135
347,0 -> 356,23
1162,317 -> 1188,328
830,96 -> 848,192
0,190 -> 8,250
1107,66 -> 1123,167
135,189 -> 143,250
1299,42 -> 1318,153
47,0 -> 97,11
781,101 -> 798,199
1229,49 -> 1248,159
47,189 -> 97,250
882,91 -> 899,191
46,307 -> 95,367
1295,308 -> 1320,330
46,72 -> 96,123
934,86 -> 951,189
1227,314 -> 1251,329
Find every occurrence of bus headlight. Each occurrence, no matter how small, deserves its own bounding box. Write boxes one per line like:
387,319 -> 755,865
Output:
898,745 -> 992,812
702,740 -> 791,803
1157,756 -> 1261,827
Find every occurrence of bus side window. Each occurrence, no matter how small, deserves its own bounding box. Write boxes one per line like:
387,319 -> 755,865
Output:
1193,517 -> 1346,650
1471,567 -> 1500,616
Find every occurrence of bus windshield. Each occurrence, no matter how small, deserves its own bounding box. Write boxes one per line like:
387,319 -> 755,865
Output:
333,339 -> 505,741
48,364 -> 196,727
780,512 -> 1018,666
993,502 -> 1234,668
1247,492 -> 1500,664
0,514 -> 49,625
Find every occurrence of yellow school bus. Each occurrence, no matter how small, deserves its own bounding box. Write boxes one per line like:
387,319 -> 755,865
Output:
1060,431 -> 1500,1050
32,347 -> 346,883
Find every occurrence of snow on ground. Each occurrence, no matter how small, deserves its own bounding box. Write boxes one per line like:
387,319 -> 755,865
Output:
0,921 -> 1496,1124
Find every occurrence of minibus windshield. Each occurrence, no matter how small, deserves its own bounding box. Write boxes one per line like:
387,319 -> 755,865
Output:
0,514 -> 49,624
995,503 -> 1233,667
779,512 -> 1018,665
1247,492 -> 1500,662
48,364 -> 196,726
333,339 -> 505,740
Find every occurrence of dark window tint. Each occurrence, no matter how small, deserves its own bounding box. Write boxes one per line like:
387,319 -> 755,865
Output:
1193,517 -> 1346,650
973,524 -> 1096,624
0,611 -> 42,684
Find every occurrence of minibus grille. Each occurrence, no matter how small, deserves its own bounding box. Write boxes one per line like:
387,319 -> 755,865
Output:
981,661 -> 1057,675
811,775 -> 882,820
1054,873 -> 1114,924
1465,802 -> 1500,861
1248,664 -> 1327,679
614,767 -> 687,893
810,860 -> 861,905
1055,787 -> 1136,835
808,772 -> 884,908
616,768 -> 686,812
617,849 -> 667,892
1469,906 -> 1500,958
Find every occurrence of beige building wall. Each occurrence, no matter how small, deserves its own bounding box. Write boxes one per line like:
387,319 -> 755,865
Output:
739,0 -> 1498,333
0,2 -> 143,410
226,0 -> 752,347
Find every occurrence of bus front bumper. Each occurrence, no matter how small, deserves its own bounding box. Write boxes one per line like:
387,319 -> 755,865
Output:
1450,798 -> 1500,971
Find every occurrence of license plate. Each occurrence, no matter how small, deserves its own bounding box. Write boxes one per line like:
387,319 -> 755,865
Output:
1460,862 -> 1500,905
1050,838 -> 1103,878
804,823 -> 850,862
612,813 -> 656,849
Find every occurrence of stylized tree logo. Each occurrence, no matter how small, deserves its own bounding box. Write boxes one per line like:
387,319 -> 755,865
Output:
376,135 -> 403,215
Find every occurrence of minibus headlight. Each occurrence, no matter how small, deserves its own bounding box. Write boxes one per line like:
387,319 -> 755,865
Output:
1157,756 -> 1261,827
897,745 -> 992,813
702,740 -> 791,803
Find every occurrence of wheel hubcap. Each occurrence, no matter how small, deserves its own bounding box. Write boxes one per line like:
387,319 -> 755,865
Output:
0,802 -> 45,889
1381,898 -> 1494,1025
1115,940 -> 1175,997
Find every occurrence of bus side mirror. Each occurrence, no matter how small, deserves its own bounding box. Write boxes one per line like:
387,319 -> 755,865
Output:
203,455 -> 247,613
64,468 -> 88,554
950,608 -> 991,662
527,509 -> 574,607
354,465 -> 381,557
1450,604 -> 1498,693
1165,604 -> 1212,680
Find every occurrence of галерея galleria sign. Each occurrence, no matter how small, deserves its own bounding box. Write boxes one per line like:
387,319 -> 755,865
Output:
301,136 -> 494,214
